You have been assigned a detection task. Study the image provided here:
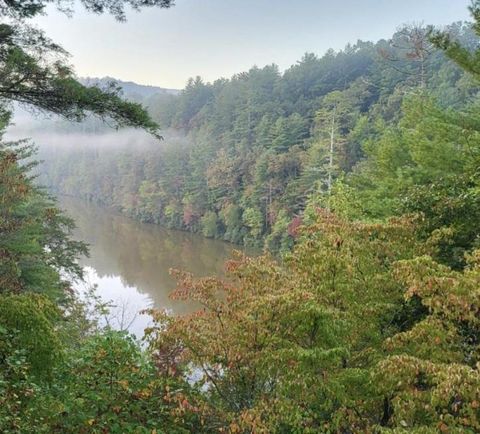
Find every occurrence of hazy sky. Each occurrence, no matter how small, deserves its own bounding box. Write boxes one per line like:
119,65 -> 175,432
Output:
34,0 -> 471,89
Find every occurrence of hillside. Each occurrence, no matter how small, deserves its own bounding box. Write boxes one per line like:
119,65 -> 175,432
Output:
80,76 -> 180,101
36,22 -> 478,251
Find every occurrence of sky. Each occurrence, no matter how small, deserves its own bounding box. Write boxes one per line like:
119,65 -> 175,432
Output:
34,0 -> 472,89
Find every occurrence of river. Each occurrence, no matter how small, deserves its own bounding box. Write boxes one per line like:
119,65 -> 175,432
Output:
59,197 -> 246,337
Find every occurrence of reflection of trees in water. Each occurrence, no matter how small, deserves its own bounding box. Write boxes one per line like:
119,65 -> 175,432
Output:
60,197 -> 238,313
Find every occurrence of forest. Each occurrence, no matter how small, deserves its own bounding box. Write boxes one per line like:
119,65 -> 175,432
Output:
37,21 -> 478,252
2,0 -> 480,432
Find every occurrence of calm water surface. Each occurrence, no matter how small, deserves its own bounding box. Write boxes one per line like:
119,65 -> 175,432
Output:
60,198 -> 246,336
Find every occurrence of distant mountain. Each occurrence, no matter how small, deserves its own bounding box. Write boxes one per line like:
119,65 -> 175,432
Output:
80,77 -> 180,102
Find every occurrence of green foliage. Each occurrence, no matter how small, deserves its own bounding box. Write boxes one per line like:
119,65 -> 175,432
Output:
200,210 -> 218,238
219,203 -> 244,243
0,9 -> 163,137
3,1 -> 480,432
146,212 -> 425,432
0,140 -> 87,297
339,92 -> 480,267
264,209 -> 294,253
0,322 -> 199,433
401,173 -> 480,269
37,23 -> 478,253
241,207 -> 264,242
0,325 -> 43,433
431,1 -> 480,79
374,251 -> 480,431
0,293 -> 61,379
0,292 -> 63,432
50,331 -> 197,433
144,210 -> 480,432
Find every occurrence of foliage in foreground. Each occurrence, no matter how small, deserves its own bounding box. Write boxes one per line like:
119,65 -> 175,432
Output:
143,211 -> 480,432
0,136 -> 199,433
1,200 -> 479,432
0,316 -> 199,433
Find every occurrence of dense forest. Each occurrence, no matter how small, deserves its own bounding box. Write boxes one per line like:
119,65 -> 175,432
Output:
37,21 -> 478,252
2,0 -> 480,432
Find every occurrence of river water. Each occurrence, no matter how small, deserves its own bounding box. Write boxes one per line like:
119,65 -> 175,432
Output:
59,197 -> 245,337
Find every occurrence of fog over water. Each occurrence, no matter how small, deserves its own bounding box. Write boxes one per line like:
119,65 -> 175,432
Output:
5,108 -> 237,337
6,107 -> 179,151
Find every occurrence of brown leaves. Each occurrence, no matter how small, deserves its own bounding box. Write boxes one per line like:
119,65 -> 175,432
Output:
379,249 -> 480,430
143,211 -> 480,431
395,254 -> 480,326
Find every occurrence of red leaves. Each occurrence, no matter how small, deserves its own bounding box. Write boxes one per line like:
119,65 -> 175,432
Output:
287,215 -> 302,238
182,203 -> 197,227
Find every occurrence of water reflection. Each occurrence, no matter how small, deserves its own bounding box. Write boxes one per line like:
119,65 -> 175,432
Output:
60,197 -> 243,335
